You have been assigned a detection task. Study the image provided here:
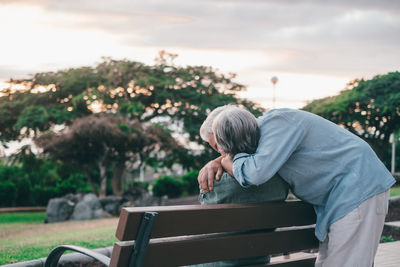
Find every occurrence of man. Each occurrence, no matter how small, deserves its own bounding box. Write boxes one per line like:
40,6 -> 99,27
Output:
193,105 -> 289,266
198,105 -> 395,267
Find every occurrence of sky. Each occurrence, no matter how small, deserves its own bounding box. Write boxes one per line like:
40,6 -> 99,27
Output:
0,0 -> 399,109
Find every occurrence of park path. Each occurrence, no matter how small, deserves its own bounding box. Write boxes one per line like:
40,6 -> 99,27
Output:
374,241 -> 400,267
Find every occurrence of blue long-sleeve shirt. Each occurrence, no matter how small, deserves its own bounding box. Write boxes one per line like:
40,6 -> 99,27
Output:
232,108 -> 395,242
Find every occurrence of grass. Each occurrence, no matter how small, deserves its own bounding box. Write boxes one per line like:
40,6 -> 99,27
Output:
0,212 -> 118,265
390,186 -> 400,197
0,211 -> 46,224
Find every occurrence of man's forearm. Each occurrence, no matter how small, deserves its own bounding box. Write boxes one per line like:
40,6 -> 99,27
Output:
221,156 -> 234,177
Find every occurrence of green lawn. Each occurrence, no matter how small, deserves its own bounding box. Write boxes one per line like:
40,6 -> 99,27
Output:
0,212 -> 118,265
390,186 -> 400,197
0,212 -> 46,224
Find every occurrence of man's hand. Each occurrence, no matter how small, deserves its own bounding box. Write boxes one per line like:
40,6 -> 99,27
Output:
198,157 -> 223,193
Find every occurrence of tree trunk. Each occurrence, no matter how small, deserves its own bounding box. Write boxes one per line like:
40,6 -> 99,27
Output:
99,163 -> 107,198
112,162 -> 125,196
83,167 -> 99,196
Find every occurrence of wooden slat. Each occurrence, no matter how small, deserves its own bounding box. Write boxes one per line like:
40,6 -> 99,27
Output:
116,201 -> 316,241
112,228 -> 318,267
109,241 -> 133,267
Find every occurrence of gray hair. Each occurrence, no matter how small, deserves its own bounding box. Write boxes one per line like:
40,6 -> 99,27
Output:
200,105 -> 235,142
212,106 -> 260,156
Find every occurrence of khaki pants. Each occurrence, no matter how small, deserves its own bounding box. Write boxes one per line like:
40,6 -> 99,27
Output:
315,189 -> 390,267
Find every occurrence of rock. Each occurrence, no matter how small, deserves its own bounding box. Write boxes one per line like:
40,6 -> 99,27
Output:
93,208 -> 111,219
64,193 -> 84,204
122,184 -> 162,207
70,201 -> 93,221
70,193 -> 113,220
82,194 -> 102,210
45,198 -> 75,223
100,196 -> 122,216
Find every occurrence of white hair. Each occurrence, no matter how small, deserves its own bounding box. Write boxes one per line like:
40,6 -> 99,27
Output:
212,106 -> 259,156
200,105 -> 235,142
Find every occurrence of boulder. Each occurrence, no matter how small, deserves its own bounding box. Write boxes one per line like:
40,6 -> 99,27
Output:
100,196 -> 122,216
70,193 -> 112,220
122,184 -> 162,207
45,198 -> 75,223
70,201 -> 93,221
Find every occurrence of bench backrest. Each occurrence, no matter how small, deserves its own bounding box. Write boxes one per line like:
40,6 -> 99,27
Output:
110,201 -> 318,267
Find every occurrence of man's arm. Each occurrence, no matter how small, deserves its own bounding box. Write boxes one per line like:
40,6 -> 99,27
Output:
221,156 -> 233,176
197,156 -> 223,193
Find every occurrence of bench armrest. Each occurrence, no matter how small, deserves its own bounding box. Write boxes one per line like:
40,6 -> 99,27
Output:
44,245 -> 111,267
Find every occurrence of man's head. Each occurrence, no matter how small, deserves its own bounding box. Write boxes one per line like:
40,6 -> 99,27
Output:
200,105 -> 260,156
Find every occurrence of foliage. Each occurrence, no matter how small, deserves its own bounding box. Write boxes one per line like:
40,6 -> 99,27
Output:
1,52 -> 263,197
181,170 -> 200,195
1,53 -> 263,152
380,235 -> 396,243
303,71 -> 400,165
151,170 -> 201,198
0,153 -> 91,207
390,186 -> 400,197
34,114 -> 183,197
152,176 -> 184,198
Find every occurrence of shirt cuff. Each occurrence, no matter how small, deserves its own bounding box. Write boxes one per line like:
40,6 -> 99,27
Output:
233,152 -> 249,161
233,156 -> 251,188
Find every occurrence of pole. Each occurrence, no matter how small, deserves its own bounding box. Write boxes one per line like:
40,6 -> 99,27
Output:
392,133 -> 396,174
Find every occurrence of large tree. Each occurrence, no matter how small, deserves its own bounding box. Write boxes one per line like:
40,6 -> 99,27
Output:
303,71 -> 400,165
0,52 -> 263,196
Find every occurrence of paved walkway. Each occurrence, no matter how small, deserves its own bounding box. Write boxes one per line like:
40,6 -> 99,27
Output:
374,241 -> 400,267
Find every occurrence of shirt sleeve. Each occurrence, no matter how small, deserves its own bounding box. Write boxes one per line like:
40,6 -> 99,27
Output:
233,113 -> 305,187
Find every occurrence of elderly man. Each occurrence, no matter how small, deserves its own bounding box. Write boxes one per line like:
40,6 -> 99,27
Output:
193,105 -> 289,267
198,105 -> 395,267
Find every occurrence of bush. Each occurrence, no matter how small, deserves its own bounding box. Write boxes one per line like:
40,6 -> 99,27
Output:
58,172 -> 92,196
152,176 -> 183,198
0,181 -> 17,207
181,170 -> 200,195
133,180 -> 150,191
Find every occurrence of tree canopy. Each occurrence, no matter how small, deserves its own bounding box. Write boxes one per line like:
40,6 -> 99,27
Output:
0,52 -> 263,196
303,71 -> 400,165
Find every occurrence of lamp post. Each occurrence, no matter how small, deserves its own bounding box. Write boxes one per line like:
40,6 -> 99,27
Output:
270,76 -> 278,108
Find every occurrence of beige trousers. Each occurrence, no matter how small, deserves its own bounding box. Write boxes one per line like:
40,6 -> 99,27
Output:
315,189 -> 390,267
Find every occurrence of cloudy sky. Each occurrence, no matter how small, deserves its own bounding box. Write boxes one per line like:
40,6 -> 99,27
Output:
1,0 -> 399,108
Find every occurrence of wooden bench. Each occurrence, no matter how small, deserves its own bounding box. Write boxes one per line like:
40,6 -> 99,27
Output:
45,201 -> 318,267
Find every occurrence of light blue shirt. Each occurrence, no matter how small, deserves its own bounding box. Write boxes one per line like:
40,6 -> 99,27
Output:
233,108 -> 395,242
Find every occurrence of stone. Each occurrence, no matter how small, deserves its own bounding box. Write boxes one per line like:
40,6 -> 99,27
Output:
45,198 -> 75,223
93,208 -> 112,219
70,202 -> 93,221
100,196 -> 122,216
82,193 -> 102,210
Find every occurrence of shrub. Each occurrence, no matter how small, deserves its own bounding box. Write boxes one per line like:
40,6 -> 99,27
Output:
181,170 -> 200,195
152,176 -> 183,198
0,181 -> 17,207
133,180 -> 150,191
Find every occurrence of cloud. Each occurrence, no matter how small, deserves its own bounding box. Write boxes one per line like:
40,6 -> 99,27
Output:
1,0 -> 399,81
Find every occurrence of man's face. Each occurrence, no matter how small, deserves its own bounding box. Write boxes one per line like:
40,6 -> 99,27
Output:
208,133 -> 219,153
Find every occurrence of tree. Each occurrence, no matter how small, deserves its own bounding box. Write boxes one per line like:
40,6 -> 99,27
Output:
1,52 -> 263,196
303,71 -> 400,165
35,114 -> 183,197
